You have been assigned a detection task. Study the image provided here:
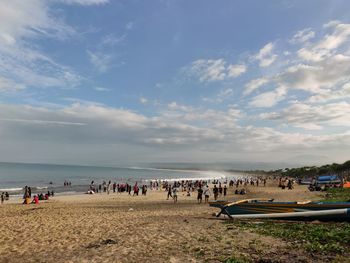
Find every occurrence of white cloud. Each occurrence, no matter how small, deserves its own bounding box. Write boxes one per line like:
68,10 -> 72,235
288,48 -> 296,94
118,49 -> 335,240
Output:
254,42 -> 277,67
167,102 -> 192,112
0,0 -> 81,91
249,86 -> 287,108
297,22 -> 350,62
0,77 -> 25,92
293,123 -> 323,131
259,101 -> 350,129
278,54 -> 350,93
316,21 -> 350,50
244,77 -> 269,96
94,87 -> 111,92
308,82 -> 350,102
189,59 -> 226,82
201,88 -> 234,103
0,118 -> 86,126
87,50 -> 113,73
126,22 -> 134,30
290,28 -> 315,44
140,97 -> 148,104
0,1 -> 74,44
227,64 -> 247,78
188,59 -> 246,82
101,34 -> 126,46
56,0 -> 109,5
0,102 -> 349,164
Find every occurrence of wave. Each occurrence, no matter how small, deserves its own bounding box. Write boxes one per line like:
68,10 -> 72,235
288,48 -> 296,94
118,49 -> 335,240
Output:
126,166 -> 199,173
144,170 -> 247,182
35,186 -> 48,190
0,187 -> 23,192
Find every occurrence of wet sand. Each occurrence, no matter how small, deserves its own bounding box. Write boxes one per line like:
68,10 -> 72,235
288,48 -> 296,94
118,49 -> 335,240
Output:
0,181 -> 337,262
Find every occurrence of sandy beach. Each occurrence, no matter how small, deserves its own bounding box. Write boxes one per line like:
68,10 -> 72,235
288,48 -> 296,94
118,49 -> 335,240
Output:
0,181 -> 341,263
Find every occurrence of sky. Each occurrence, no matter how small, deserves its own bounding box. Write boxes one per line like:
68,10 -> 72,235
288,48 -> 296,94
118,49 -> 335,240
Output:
1,0 -> 350,167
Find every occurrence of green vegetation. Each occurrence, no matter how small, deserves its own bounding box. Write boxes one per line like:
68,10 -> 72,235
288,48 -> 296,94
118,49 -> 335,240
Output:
229,221 -> 350,254
280,160 -> 350,179
322,188 -> 350,202
222,257 -> 250,263
247,160 -> 350,180
227,188 -> 350,256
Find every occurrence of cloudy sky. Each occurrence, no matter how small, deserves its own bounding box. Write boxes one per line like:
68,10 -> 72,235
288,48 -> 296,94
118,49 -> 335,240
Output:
1,0 -> 350,167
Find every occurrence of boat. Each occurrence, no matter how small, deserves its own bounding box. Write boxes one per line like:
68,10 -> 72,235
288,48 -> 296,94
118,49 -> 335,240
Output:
209,198 -> 350,221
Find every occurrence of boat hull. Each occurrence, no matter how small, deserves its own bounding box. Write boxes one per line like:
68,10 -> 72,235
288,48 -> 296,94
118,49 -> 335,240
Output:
219,208 -> 350,221
209,199 -> 350,221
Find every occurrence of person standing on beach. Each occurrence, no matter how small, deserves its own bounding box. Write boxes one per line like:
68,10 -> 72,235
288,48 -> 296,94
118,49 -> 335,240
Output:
1,193 -> 4,204
197,186 -> 203,204
172,186 -> 178,203
203,185 -> 211,203
167,185 -> 172,200
107,180 -> 111,195
133,183 -> 139,196
223,185 -> 227,197
218,183 -> 222,196
23,186 -> 28,199
213,185 -> 219,200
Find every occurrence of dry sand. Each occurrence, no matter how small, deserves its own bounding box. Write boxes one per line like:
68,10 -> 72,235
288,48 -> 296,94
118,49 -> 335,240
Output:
0,181 -> 341,262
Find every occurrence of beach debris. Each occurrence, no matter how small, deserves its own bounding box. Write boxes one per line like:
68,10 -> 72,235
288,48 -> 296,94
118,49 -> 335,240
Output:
183,219 -> 189,223
128,208 -> 134,211
86,239 -> 118,249
101,239 -> 118,245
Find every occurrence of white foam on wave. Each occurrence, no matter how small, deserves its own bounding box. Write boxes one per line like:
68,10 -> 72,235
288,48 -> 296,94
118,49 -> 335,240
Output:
35,186 -> 48,190
0,187 -> 23,192
146,170 -> 248,182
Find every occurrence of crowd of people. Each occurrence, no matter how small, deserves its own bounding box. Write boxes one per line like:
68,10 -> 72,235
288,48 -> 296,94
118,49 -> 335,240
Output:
0,174 -> 302,207
13,175 -> 295,205
87,181 -> 149,196
1,192 -> 9,204
81,177 -> 277,204
22,185 -> 54,205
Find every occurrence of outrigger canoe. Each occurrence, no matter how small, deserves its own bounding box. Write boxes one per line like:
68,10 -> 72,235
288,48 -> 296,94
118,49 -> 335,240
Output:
209,198 -> 350,221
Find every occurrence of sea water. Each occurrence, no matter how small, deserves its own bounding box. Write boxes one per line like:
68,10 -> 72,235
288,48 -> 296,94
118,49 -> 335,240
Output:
0,162 -> 243,196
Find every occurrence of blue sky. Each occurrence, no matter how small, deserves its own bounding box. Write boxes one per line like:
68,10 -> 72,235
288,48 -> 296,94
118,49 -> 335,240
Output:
1,0 -> 350,167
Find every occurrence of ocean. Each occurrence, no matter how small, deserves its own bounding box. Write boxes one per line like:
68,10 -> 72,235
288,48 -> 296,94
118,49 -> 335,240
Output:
0,162 -> 243,197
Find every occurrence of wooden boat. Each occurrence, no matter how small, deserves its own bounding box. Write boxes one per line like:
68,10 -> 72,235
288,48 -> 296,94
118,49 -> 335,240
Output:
209,198 -> 350,221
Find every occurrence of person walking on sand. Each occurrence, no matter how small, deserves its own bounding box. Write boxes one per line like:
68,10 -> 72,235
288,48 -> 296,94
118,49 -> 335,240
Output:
197,186 -> 203,204
172,186 -> 178,203
1,192 -> 4,204
213,185 -> 219,200
107,180 -> 111,195
23,186 -> 28,199
203,185 -> 211,203
167,185 -> 172,200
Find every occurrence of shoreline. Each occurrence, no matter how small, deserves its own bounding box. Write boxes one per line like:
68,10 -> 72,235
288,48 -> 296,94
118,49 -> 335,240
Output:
0,169 -> 250,198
